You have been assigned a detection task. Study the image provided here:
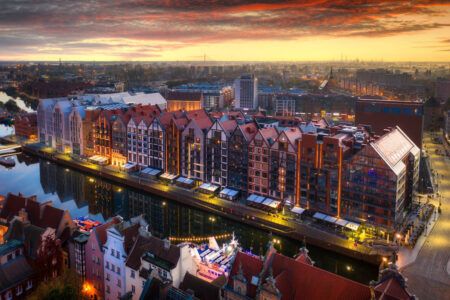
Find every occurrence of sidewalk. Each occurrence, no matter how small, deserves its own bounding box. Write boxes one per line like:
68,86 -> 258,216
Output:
397,207 -> 440,269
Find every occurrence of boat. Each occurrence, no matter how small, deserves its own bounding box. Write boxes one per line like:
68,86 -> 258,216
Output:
190,233 -> 239,282
0,157 -> 15,168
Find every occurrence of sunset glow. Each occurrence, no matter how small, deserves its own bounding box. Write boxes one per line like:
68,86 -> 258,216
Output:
0,1 -> 450,61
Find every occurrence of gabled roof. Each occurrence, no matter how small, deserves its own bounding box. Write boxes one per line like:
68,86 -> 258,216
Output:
93,216 -> 122,248
227,251 -> 264,298
0,193 -> 69,236
257,127 -> 279,146
370,127 -> 418,176
221,120 -> 238,134
269,252 -> 371,300
374,277 -> 412,300
126,235 -> 181,271
186,109 -> 209,121
277,127 -> 301,149
0,255 -> 35,292
238,122 -> 258,142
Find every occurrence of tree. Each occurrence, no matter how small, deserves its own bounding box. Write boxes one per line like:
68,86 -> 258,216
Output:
28,269 -> 87,300
35,232 -> 63,281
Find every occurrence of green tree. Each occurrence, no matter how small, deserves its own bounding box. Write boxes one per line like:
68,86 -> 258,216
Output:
28,269 -> 88,300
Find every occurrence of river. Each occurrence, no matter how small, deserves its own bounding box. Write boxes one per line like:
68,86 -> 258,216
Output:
0,148 -> 379,284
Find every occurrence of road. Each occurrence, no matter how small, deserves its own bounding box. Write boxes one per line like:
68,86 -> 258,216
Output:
402,132 -> 450,300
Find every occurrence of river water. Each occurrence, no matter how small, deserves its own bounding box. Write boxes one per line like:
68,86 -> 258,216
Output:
0,133 -> 378,284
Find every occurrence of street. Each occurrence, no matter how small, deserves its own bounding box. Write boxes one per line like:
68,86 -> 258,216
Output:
402,132 -> 450,300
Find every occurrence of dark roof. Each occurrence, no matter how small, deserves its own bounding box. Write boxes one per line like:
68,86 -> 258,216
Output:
167,91 -> 202,101
0,193 -> 69,236
0,255 -> 35,292
122,223 -> 140,254
142,238 -> 180,270
4,219 -> 45,259
179,272 -> 221,300
0,239 -> 22,256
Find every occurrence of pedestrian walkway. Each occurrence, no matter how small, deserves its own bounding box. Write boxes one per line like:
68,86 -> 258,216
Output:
397,208 -> 439,269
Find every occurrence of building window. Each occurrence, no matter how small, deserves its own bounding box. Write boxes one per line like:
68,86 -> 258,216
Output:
111,249 -> 115,256
106,261 -> 109,269
26,280 -> 33,290
116,251 -> 120,259
106,285 -> 110,294
117,267 -> 120,275
131,270 -> 135,278
117,279 -> 121,288
111,264 -> 115,272
106,273 -> 110,281
16,285 -> 23,295
132,285 -> 136,293
5,290 -> 12,300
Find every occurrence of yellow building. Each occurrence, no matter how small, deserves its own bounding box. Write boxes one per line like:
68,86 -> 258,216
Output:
166,91 -> 202,112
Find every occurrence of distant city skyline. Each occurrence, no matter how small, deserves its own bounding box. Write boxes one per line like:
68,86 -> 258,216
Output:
0,1 -> 450,62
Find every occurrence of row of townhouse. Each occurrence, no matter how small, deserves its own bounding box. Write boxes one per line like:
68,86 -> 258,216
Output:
37,95 -> 420,230
0,193 -> 77,299
78,215 -> 197,300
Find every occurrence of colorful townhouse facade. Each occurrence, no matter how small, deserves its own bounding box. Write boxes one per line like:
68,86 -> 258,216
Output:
36,93 -> 421,231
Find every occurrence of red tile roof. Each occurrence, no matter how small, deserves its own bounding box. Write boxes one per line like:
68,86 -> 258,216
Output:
221,120 -> 238,134
269,253 -> 371,300
227,251 -> 264,298
239,122 -> 258,141
93,216 -> 122,247
374,277 -> 412,300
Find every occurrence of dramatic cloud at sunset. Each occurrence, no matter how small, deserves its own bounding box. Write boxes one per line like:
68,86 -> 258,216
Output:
1,0 -> 449,61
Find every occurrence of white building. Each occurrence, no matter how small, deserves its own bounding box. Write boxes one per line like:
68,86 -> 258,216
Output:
103,217 -> 148,300
233,74 -> 258,110
125,236 -> 196,300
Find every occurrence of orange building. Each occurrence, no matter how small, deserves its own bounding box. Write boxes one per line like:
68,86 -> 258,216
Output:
166,91 -> 202,112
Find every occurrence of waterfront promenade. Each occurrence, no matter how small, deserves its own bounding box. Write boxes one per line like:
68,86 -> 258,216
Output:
19,141 -> 384,264
401,132 -> 450,300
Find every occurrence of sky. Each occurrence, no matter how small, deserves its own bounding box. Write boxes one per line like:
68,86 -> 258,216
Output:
0,0 -> 450,62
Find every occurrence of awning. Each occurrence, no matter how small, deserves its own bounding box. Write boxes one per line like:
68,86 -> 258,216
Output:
123,162 -> 136,170
89,155 -> 108,164
324,215 -> 338,223
345,222 -> 360,231
335,219 -> 349,227
291,206 -> 305,215
247,194 -> 258,202
268,200 -> 281,208
176,176 -> 195,185
313,212 -> 327,220
199,183 -> 219,193
246,194 -> 280,209
262,198 -> 274,206
160,173 -> 178,181
219,188 -> 239,199
140,167 -> 162,176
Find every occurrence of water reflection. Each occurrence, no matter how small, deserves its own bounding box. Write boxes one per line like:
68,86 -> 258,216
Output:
0,153 -> 378,284
0,91 -> 35,113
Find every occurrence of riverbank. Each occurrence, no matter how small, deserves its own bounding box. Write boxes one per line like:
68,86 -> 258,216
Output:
19,142 -> 382,265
